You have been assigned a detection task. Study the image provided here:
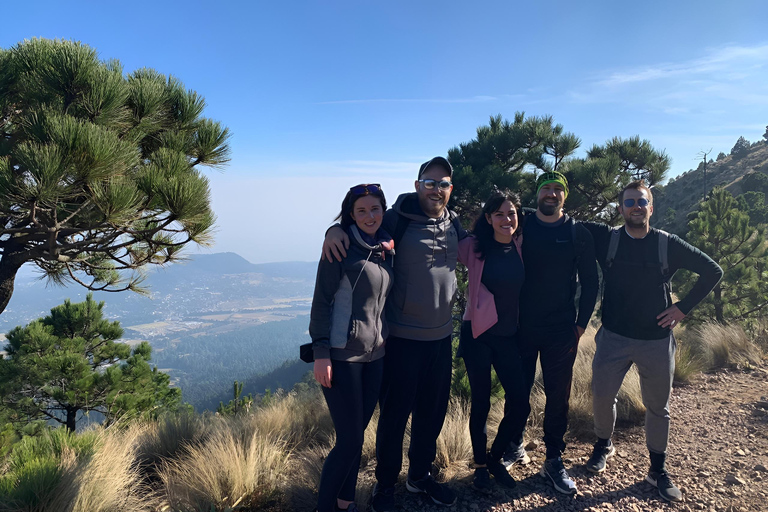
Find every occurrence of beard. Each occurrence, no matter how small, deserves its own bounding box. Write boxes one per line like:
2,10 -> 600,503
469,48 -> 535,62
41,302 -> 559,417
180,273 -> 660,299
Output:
418,194 -> 447,217
624,214 -> 649,228
537,197 -> 563,216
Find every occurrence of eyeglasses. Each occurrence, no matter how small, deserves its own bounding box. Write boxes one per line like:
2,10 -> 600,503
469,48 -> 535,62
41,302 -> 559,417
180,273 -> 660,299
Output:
623,197 -> 650,208
418,179 -> 452,191
349,184 -> 381,196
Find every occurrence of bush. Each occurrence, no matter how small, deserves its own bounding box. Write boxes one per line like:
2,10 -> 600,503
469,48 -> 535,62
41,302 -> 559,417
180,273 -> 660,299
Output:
684,322 -> 763,370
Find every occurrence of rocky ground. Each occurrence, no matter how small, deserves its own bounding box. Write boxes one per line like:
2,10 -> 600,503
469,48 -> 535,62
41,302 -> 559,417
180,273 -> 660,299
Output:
354,364 -> 768,512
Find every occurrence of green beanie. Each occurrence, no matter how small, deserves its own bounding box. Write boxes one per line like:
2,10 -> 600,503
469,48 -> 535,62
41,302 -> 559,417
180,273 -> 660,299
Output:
536,171 -> 569,199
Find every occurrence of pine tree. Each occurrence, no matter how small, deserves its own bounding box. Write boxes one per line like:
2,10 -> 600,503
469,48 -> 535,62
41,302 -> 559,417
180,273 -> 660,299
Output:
0,294 -> 180,431
0,39 -> 230,314
679,188 -> 768,325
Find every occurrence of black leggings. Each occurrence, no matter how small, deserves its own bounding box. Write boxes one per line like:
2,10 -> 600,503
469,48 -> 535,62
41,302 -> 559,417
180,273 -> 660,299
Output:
317,358 -> 383,512
460,321 -> 530,465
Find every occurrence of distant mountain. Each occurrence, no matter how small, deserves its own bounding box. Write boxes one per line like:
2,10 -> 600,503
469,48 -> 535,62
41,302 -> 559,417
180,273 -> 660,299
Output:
654,140 -> 768,235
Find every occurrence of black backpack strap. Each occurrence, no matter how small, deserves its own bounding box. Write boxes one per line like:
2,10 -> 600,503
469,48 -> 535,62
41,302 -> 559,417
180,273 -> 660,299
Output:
605,227 -> 622,269
393,214 -> 411,249
657,229 -> 670,278
449,210 -> 463,237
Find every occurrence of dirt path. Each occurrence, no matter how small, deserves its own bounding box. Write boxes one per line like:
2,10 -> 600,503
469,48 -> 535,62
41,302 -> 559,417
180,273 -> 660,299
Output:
362,364 -> 768,512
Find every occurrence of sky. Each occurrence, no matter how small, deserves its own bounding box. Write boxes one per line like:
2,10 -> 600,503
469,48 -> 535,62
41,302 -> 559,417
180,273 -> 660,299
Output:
4,0 -> 768,263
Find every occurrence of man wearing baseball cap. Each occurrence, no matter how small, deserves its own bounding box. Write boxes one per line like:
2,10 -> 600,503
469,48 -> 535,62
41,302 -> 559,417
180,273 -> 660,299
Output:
505,170 -> 599,494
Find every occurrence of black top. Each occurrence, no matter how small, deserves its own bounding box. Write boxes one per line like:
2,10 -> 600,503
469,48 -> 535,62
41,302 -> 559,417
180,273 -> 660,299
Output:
518,213 -> 599,333
582,222 -> 723,340
481,239 -> 525,336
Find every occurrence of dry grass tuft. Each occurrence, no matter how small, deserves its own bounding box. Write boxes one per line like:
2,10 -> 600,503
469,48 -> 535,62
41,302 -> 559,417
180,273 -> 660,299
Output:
434,397 -> 473,479
159,416 -> 290,511
686,321 -> 763,370
66,424 -> 157,512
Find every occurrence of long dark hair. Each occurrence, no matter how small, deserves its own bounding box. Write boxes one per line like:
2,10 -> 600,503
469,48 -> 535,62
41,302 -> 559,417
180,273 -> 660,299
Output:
334,184 -> 387,230
471,189 -> 521,260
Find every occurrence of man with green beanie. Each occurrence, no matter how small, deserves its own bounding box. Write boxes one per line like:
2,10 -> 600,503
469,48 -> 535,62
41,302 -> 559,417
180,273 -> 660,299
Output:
504,170 -> 599,494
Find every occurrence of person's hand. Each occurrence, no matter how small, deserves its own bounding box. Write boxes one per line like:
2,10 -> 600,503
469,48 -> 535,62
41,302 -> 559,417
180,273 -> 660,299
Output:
657,305 -> 685,329
322,226 -> 349,262
314,358 -> 332,388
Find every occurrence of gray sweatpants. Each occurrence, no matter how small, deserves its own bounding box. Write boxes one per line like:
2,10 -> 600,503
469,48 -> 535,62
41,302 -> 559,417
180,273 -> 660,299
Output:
592,326 -> 676,454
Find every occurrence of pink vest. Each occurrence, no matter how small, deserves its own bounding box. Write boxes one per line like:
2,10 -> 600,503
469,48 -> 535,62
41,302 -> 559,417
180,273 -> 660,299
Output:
457,235 -> 524,339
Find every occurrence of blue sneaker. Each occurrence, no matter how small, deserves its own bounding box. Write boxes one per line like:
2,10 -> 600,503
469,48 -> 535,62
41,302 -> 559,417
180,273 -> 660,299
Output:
540,457 -> 577,495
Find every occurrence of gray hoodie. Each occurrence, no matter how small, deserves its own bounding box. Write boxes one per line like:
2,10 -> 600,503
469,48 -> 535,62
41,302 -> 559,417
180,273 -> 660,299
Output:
309,225 -> 394,362
382,193 -> 464,341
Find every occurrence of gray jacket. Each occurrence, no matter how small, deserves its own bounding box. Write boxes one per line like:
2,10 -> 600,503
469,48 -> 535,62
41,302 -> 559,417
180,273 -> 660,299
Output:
382,193 -> 464,341
309,225 -> 394,362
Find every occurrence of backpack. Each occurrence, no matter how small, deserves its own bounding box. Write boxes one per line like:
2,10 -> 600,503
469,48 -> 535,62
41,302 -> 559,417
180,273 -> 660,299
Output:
605,227 -> 670,278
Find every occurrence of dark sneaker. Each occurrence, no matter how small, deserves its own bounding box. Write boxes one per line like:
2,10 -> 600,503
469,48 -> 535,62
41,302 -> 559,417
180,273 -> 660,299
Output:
336,503 -> 360,512
501,443 -> 531,468
487,458 -> 517,489
370,483 -> 395,512
586,442 -> 616,474
646,470 -> 683,502
540,457 -> 577,495
473,467 -> 492,490
405,473 -> 456,506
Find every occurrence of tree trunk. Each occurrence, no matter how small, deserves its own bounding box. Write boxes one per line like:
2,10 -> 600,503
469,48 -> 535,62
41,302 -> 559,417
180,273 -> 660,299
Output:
0,248 -> 27,315
713,283 -> 724,324
66,407 -> 77,432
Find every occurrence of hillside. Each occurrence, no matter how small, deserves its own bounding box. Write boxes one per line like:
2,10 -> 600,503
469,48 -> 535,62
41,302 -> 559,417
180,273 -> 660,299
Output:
654,140 -> 768,235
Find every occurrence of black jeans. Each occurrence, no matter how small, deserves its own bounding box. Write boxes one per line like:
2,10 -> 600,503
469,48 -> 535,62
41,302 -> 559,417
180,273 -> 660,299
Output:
460,322 -> 530,465
317,358 -> 383,512
374,335 -> 452,487
513,326 -> 579,459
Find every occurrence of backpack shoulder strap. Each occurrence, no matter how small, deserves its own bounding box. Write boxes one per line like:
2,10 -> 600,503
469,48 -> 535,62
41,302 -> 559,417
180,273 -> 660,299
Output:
657,229 -> 670,277
449,210 -> 462,236
393,214 -> 411,248
605,227 -> 622,269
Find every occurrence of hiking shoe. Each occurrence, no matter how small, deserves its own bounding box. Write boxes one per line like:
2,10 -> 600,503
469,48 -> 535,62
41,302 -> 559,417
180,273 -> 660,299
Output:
370,483 -> 395,512
501,443 -> 531,468
405,473 -> 456,506
586,441 -> 616,474
473,467 -> 492,490
646,470 -> 683,502
540,457 -> 577,495
487,458 -> 517,489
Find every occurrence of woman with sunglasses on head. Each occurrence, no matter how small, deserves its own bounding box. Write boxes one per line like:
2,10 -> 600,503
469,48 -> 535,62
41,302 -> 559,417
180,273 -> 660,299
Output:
457,189 -> 531,490
309,184 -> 394,512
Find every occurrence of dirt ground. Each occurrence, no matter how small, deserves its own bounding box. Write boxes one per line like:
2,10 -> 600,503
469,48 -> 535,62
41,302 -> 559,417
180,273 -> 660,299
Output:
354,364 -> 768,512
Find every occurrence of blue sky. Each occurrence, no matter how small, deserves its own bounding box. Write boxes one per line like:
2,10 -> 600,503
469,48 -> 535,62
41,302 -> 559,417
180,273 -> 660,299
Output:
4,1 -> 768,263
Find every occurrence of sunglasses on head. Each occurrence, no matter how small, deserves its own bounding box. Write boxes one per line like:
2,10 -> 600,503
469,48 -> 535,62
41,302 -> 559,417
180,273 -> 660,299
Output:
349,184 -> 381,196
418,179 -> 452,191
623,197 -> 650,208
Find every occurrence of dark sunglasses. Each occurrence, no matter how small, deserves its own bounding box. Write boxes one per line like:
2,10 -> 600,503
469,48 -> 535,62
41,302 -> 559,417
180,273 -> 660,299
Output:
349,184 -> 382,196
418,179 -> 452,191
623,197 -> 650,208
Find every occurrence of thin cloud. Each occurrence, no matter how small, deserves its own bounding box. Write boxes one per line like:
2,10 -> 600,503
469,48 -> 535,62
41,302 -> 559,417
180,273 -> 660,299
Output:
596,43 -> 768,87
318,95 -> 497,105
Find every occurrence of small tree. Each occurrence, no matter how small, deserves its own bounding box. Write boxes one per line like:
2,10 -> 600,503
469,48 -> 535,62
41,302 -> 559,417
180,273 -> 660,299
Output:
730,136 -> 751,158
716,152 -> 726,161
0,39 -> 230,315
762,125 -> 768,143
217,380 -> 254,416
680,188 -> 768,325
0,294 -> 179,431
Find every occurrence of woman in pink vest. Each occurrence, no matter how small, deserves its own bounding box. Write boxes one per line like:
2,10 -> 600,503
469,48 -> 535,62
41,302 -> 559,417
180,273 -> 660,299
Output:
457,190 -> 530,490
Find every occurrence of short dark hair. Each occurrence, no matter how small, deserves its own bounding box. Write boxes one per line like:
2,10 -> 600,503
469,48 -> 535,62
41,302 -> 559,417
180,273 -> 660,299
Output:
619,180 -> 653,206
471,189 -> 522,260
335,185 -> 387,230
